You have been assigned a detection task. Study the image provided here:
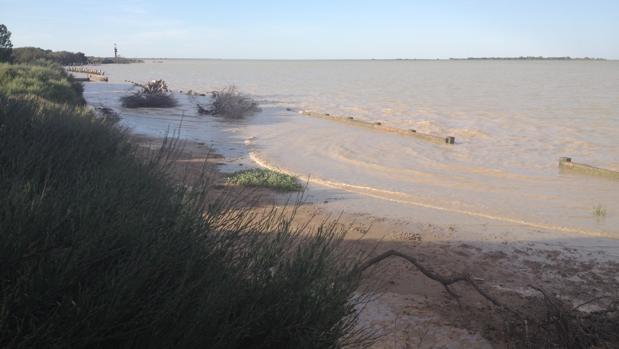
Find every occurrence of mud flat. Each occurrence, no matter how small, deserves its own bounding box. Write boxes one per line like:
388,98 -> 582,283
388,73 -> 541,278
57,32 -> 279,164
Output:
134,133 -> 619,349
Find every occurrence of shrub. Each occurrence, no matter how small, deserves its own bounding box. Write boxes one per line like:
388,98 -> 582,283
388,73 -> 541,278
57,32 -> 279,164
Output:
227,168 -> 303,191
0,62 -> 84,104
120,79 -> 177,108
198,86 -> 260,118
0,67 -> 368,348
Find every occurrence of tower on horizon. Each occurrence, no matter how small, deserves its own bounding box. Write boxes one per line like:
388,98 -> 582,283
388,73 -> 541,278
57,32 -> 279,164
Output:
114,43 -> 118,62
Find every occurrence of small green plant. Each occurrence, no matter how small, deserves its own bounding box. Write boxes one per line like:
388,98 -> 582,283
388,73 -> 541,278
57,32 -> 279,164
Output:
227,168 -> 303,191
593,204 -> 607,218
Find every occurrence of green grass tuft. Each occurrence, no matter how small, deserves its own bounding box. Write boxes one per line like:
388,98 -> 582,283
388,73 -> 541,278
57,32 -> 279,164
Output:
593,204 -> 607,218
227,168 -> 303,191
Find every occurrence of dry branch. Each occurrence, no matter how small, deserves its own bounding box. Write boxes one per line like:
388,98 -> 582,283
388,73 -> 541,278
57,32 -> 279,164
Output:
361,249 -> 619,348
360,249 -> 519,314
121,79 -> 177,108
197,86 -> 259,118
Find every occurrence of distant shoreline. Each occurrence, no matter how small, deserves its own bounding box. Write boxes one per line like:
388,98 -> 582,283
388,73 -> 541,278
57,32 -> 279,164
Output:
449,56 -> 606,61
127,57 -> 612,62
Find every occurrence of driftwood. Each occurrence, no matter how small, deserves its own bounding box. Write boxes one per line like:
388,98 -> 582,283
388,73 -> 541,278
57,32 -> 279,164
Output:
94,106 -> 120,123
361,249 -> 619,348
197,103 -> 211,115
121,80 -> 177,108
360,249 -> 518,314
196,86 -> 259,118
125,79 -> 170,95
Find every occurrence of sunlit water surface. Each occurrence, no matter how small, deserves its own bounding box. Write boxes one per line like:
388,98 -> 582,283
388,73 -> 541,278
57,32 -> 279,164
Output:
83,60 -> 619,238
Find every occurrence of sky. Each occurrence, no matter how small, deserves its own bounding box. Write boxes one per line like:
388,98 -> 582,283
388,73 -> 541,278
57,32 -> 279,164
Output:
1,0 -> 617,59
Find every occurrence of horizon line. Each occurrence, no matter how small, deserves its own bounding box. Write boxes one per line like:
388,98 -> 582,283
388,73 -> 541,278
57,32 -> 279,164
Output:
114,56 -> 615,61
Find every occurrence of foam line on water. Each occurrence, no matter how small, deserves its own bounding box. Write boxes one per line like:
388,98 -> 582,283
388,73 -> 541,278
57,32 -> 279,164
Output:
249,152 -> 615,239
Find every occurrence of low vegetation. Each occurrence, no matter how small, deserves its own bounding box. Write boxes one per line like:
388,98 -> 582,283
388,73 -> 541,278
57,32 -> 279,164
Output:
227,168 -> 303,191
0,61 -> 84,104
88,56 -> 143,64
0,63 -> 368,348
198,86 -> 260,118
120,79 -> 177,108
593,204 -> 607,218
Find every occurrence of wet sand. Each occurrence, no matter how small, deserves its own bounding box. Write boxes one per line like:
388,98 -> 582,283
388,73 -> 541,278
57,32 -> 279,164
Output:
133,134 -> 619,348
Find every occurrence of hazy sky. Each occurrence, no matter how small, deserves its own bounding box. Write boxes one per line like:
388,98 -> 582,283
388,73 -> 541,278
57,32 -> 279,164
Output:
1,0 -> 617,59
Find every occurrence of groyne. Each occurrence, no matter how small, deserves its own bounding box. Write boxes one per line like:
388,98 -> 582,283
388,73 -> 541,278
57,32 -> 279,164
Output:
559,157 -> 619,180
290,109 -> 456,145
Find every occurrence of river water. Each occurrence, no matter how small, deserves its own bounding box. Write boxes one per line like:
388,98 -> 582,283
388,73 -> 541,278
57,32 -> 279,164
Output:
83,59 -> 619,238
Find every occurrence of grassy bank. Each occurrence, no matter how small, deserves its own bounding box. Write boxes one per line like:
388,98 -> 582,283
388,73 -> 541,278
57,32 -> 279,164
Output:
0,63 -> 367,348
0,61 -> 84,104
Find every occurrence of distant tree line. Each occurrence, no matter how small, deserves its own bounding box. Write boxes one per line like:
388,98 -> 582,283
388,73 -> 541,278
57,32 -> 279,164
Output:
9,47 -> 142,65
449,56 -> 606,61
88,56 -> 143,64
11,47 -> 88,65
1,24 -> 141,65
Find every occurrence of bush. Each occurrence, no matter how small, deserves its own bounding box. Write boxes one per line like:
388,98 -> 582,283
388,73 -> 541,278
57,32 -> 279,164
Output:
227,168 -> 303,191
0,66 -> 368,348
0,62 -> 84,104
198,86 -> 260,118
120,79 -> 177,108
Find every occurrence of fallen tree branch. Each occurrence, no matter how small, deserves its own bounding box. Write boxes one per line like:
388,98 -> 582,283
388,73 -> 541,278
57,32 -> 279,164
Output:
361,249 -> 619,348
360,249 -> 520,315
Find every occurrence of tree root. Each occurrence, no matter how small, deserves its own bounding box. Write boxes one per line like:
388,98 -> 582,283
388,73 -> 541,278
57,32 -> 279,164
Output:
360,249 -> 520,315
360,249 -> 619,348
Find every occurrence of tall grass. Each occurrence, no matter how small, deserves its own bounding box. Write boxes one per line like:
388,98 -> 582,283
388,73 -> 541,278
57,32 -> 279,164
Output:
0,64 -> 369,348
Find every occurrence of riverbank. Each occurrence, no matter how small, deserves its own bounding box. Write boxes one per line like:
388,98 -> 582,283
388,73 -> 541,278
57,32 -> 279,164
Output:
132,131 -> 619,348
78,70 -> 619,346
2,62 -> 371,348
82,59 -> 619,240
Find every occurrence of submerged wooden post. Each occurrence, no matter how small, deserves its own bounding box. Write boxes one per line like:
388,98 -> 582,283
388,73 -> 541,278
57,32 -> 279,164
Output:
298,109 -> 455,145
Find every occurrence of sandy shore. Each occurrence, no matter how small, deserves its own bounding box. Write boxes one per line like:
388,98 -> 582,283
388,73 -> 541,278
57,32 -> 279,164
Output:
132,134 -> 619,348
